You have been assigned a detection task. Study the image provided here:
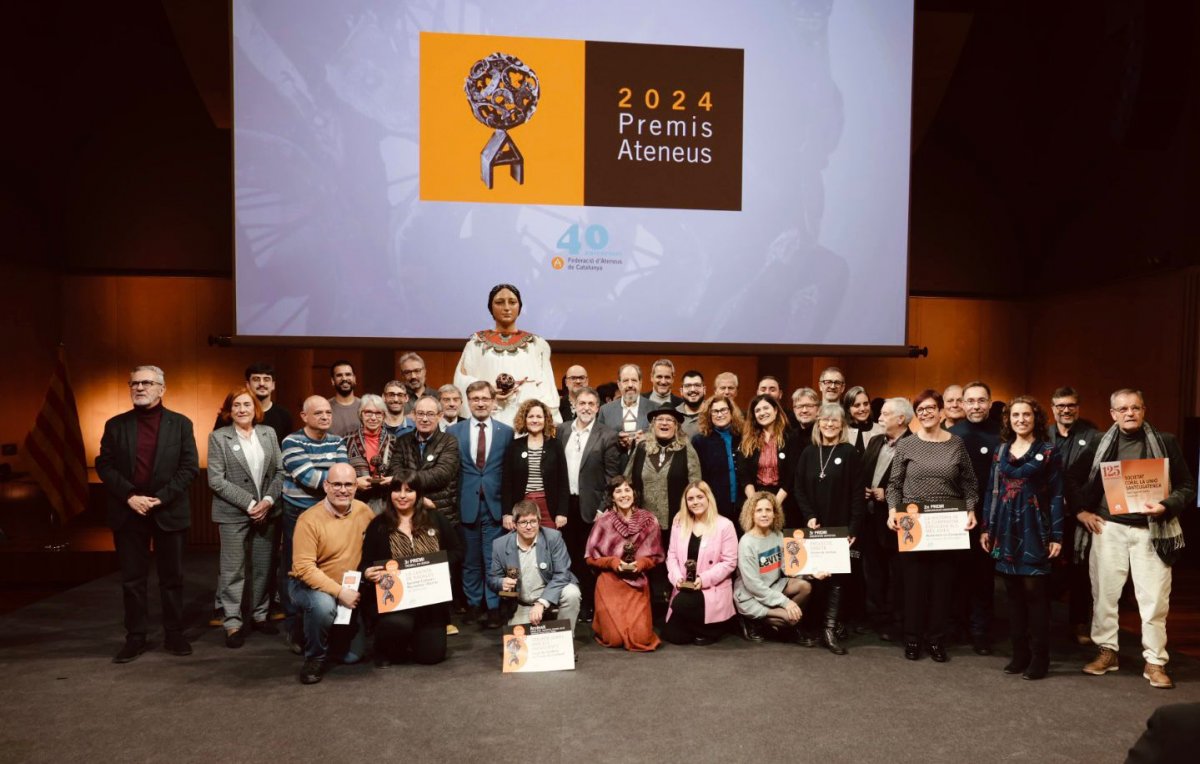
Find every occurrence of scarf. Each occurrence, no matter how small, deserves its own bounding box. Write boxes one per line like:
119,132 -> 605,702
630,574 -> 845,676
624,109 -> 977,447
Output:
1076,422 -> 1184,565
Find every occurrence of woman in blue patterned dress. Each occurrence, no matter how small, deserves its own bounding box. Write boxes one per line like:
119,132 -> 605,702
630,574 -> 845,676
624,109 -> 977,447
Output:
980,396 -> 1063,680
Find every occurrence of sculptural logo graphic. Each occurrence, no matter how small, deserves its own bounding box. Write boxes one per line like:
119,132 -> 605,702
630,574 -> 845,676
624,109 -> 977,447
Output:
464,53 -> 540,189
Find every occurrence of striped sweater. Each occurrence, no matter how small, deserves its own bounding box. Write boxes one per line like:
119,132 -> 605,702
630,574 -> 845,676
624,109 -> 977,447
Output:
281,429 -> 348,509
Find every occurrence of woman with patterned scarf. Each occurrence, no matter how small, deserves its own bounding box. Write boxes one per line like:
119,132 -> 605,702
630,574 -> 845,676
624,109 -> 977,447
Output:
585,476 -> 665,651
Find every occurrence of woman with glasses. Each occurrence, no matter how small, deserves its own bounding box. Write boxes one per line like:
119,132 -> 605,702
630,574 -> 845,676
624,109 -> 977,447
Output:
843,385 -> 883,454
504,399 -> 569,529
361,472 -> 462,666
691,396 -> 745,528
794,403 -> 865,654
208,387 -> 284,648
886,389 -> 979,662
738,394 -> 799,525
454,283 -> 560,427
346,394 -> 396,516
585,476 -> 665,651
980,396 -> 1063,680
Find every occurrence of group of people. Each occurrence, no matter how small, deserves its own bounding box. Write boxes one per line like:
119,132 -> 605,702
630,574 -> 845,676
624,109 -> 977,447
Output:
95,283 -> 1195,689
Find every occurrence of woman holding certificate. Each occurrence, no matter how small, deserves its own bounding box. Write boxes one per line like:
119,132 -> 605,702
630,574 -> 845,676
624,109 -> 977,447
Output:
737,394 -> 798,525
585,476 -> 665,652
663,481 -> 738,645
795,403 -> 865,655
503,399 -> 569,529
980,397 -> 1063,680
734,492 -> 820,643
886,389 -> 979,662
361,471 -> 462,667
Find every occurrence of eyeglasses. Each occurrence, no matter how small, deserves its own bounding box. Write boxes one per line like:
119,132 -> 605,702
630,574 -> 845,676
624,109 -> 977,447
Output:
401,368 -> 424,376
129,380 -> 160,389
1052,403 -> 1079,411
384,392 -> 407,398
1113,406 -> 1144,414
819,380 -> 844,387
915,406 -> 939,415
681,383 -> 704,389
413,411 -> 438,419
515,518 -> 539,527
327,482 -> 355,491
710,407 -> 730,416
565,375 -> 587,382
361,411 -> 384,418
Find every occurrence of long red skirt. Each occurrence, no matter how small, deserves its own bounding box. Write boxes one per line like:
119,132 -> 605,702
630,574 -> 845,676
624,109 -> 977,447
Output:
591,571 -> 661,652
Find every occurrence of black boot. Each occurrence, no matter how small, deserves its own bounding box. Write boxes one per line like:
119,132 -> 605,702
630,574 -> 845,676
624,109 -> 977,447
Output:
1023,640 -> 1049,680
1004,637 -> 1031,675
740,616 -> 765,643
821,585 -> 847,655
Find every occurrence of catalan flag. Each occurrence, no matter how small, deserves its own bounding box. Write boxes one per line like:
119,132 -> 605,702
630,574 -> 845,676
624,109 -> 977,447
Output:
24,345 -> 89,523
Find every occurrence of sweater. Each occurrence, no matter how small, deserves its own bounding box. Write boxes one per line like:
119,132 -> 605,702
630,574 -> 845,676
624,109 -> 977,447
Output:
733,530 -> 791,619
289,499 -> 374,596
280,429 -> 349,509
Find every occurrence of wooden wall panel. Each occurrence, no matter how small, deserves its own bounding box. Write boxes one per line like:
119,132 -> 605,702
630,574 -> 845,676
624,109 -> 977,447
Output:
45,273 -> 1196,487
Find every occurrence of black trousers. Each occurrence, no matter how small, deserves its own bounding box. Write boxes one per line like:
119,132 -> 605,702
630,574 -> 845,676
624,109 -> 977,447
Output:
375,609 -> 447,665
563,495 -> 594,608
860,508 -> 903,630
662,589 -> 726,644
1051,514 -> 1092,627
901,550 -> 957,643
112,515 -> 187,638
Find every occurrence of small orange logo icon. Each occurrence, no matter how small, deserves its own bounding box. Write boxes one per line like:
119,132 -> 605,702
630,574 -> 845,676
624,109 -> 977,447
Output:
551,256 -> 565,270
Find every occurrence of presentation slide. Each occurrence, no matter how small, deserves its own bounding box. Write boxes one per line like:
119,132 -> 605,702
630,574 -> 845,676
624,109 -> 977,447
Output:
232,0 -> 914,350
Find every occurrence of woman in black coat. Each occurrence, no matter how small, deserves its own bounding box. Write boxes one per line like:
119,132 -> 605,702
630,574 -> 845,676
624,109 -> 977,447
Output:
795,403 -> 866,655
503,399 -> 570,528
691,396 -> 745,528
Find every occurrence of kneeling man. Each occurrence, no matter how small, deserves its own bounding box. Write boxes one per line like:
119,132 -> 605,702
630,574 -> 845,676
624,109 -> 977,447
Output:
488,500 -> 582,636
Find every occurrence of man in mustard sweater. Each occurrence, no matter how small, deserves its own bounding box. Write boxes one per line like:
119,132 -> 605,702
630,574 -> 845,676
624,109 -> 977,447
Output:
289,463 -> 374,685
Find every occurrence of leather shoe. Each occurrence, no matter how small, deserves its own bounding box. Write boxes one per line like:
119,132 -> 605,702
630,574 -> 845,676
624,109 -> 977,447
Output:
299,659 -> 325,685
225,629 -> 245,649
163,633 -> 192,656
795,630 -> 818,648
904,640 -> 921,661
579,606 -> 594,623
484,609 -> 503,629
113,637 -> 147,664
692,636 -> 717,646
928,642 -> 949,663
284,631 -> 304,656
971,635 -> 992,656
251,620 -> 279,635
740,617 -> 765,643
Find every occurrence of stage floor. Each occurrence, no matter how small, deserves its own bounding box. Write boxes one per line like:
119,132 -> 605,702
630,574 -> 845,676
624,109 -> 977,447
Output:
0,551 -> 1196,763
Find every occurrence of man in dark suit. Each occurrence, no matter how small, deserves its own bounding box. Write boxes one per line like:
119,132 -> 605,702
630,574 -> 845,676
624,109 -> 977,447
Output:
389,394 -> 464,614
1047,385 -> 1102,646
560,386 -> 622,621
859,397 -> 912,642
598,363 -> 652,464
488,500 -> 582,636
447,381 -> 513,629
95,365 -> 199,663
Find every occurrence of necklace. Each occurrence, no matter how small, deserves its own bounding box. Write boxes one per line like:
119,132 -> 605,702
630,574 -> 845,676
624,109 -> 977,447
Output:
818,444 -> 836,480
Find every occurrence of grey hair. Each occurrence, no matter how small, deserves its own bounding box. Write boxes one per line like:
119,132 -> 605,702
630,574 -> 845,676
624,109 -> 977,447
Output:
437,384 -> 461,397
887,397 -> 915,425
359,394 -> 386,415
812,402 -> 850,445
651,358 -> 675,374
414,394 -> 443,413
791,387 -> 819,404
131,365 -> 164,384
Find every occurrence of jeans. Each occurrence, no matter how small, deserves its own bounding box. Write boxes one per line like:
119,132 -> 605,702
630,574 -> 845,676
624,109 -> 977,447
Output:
287,579 -> 365,663
279,502 -> 305,636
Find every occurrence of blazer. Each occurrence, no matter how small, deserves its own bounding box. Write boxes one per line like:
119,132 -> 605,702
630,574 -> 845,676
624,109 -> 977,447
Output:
388,429 -> 461,524
95,406 -> 199,532
560,419 -> 622,522
597,397 -> 652,436
207,425 -> 284,524
503,435 -> 570,520
692,430 -> 742,523
665,515 -> 738,624
486,527 -> 578,605
736,429 -> 799,495
447,418 -> 513,523
642,392 -> 685,409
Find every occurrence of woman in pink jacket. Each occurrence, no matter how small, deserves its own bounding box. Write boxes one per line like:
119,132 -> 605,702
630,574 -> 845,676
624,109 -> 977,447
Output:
663,480 -> 739,645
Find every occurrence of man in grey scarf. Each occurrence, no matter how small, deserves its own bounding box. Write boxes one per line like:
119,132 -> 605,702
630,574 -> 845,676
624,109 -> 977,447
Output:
1076,389 -> 1195,689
